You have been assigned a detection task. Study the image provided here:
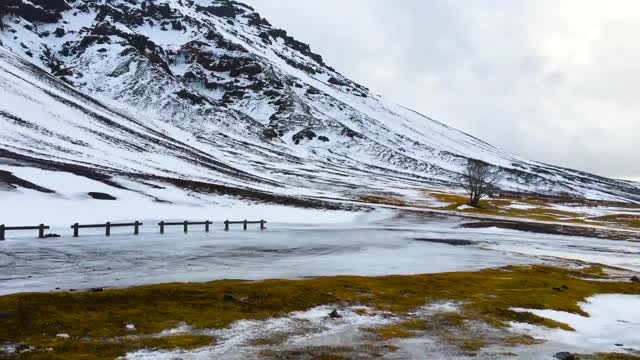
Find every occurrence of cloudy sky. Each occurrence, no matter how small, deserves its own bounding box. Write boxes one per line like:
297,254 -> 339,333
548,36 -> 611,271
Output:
245,0 -> 639,181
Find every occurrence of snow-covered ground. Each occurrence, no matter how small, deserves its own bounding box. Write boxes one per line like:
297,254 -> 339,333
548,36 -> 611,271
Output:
1,209 -> 638,295
122,296 -> 640,359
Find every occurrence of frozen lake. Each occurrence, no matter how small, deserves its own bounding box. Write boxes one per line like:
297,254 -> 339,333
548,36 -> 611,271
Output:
1,211 -> 639,294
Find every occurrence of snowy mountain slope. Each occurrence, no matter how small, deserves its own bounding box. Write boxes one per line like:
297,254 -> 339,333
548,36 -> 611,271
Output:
0,0 -> 639,211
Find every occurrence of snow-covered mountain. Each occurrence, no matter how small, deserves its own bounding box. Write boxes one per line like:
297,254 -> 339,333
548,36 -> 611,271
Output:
0,0 -> 638,213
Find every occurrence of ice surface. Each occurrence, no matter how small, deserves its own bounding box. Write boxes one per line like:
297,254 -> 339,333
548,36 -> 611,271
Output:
0,215 -> 531,294
2,209 -> 639,295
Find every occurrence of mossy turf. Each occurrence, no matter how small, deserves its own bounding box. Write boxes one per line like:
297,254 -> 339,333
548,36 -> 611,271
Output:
581,354 -> 640,360
356,195 -> 408,207
590,214 -> 640,229
1,265 -> 639,359
425,191 -> 640,230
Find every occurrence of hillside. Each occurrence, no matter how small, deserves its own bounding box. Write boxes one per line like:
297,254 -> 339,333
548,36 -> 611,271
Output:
0,0 -> 639,220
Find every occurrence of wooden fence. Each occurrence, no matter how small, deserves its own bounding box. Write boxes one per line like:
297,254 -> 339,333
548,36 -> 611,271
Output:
224,220 -> 266,231
0,224 -> 50,240
71,221 -> 142,237
159,221 -> 211,234
1,219 -> 267,239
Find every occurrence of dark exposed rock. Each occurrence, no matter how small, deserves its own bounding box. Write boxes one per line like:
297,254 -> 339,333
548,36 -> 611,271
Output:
341,128 -> 363,139
175,89 -> 206,105
44,233 -> 61,238
78,35 -> 110,50
197,54 -> 256,74
229,64 -> 262,77
318,136 -> 330,142
0,168 -> 55,193
247,81 -> 266,91
328,309 -> 343,319
631,276 -> 640,282
84,21 -> 171,72
223,89 -> 245,102
276,52 -> 321,75
171,20 -> 185,31
413,238 -> 476,246
267,28 -> 326,66
328,77 -> 347,86
246,12 -> 271,28
203,31 -> 246,52
156,3 -> 172,18
263,90 -> 280,98
306,87 -> 321,95
95,3 -> 144,27
292,129 -> 317,143
554,352 -> 576,360
53,27 -> 65,37
198,3 -> 245,18
223,293 -> 236,301
262,128 -> 279,140
90,287 -> 104,292
88,192 -> 117,200
0,0 -> 69,24
257,31 -> 271,44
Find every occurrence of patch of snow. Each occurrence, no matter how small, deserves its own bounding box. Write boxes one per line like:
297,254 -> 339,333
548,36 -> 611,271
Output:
126,305 -> 393,359
510,294 -> 640,354
508,203 -> 538,210
412,301 -> 461,315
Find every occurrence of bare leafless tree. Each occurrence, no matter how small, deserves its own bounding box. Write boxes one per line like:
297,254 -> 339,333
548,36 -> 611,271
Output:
457,160 -> 502,207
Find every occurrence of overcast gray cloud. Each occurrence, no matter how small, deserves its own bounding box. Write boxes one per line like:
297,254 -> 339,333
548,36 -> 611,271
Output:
244,0 -> 640,181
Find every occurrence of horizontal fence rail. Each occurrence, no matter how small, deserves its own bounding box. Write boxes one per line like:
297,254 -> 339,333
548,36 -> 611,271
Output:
224,220 -> 266,231
159,221 -> 212,234
71,221 -> 142,237
0,224 -> 50,240
2,219 -> 268,239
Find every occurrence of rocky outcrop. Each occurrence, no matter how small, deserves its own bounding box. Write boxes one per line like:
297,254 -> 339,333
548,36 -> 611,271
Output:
1,0 -> 69,25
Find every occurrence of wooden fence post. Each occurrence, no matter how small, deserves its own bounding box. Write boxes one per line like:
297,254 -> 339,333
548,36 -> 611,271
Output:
159,221 -> 165,234
0,225 -> 5,241
260,220 -> 266,230
224,220 -> 229,231
134,221 -> 140,235
243,220 -> 247,231
183,220 -> 188,234
38,224 -> 45,239
106,222 -> 111,237
72,223 -> 79,237
205,221 -> 210,233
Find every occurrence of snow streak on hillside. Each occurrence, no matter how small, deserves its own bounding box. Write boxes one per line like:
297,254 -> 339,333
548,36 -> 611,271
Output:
0,0 -> 639,215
